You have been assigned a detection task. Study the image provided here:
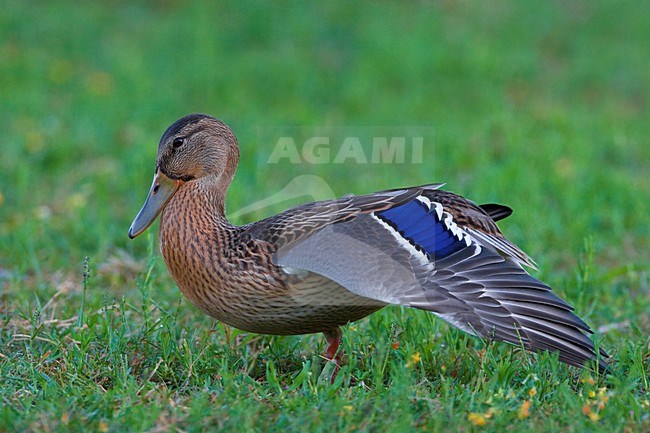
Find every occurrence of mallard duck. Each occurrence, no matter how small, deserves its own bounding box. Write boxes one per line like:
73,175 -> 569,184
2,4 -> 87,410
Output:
129,113 -> 608,371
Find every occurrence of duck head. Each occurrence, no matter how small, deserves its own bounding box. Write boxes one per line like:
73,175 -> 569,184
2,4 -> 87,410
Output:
128,114 -> 239,238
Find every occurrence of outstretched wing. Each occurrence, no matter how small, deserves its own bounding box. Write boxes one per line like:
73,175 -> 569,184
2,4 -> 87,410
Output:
245,186 -> 607,370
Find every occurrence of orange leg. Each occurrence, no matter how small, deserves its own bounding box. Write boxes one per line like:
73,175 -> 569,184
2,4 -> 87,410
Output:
323,328 -> 342,382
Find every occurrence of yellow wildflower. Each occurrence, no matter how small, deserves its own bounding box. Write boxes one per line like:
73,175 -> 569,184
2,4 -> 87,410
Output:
468,412 -> 487,426
410,352 -> 421,363
518,400 -> 532,419
528,387 -> 537,397
582,405 -> 601,422
588,411 -> 600,422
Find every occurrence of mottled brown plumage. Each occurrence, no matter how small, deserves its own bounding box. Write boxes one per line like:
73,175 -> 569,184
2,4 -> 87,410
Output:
129,113 -> 608,372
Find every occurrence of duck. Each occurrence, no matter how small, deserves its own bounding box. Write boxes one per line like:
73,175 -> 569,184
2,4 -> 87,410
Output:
129,113 -> 608,372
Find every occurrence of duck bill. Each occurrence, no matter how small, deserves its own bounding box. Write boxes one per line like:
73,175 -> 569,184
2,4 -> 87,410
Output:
128,170 -> 181,239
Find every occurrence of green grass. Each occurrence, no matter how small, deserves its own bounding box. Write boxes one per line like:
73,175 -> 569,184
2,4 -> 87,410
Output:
1,1 -> 649,431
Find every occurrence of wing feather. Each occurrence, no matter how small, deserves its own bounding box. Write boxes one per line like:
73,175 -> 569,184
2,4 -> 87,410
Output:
244,185 -> 607,370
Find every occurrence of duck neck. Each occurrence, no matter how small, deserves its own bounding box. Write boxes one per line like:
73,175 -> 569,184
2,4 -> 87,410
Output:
162,174 -> 233,232
158,173 -> 234,313
200,177 -> 228,222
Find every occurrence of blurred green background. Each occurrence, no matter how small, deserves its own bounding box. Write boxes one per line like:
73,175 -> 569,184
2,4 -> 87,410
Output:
1,1 -> 649,431
1,1 -> 648,272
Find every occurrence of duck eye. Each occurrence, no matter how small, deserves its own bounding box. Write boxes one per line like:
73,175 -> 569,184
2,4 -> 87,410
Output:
172,137 -> 185,148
